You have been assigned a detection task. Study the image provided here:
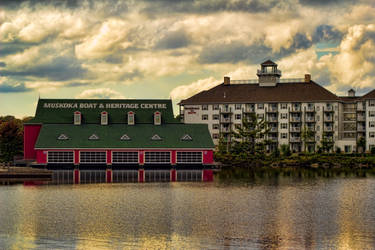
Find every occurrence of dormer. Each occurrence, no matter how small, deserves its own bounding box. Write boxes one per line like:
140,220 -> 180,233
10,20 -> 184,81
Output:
257,60 -> 281,87
348,89 -> 356,97
128,111 -> 135,125
74,111 -> 81,125
101,111 -> 108,125
154,111 -> 161,125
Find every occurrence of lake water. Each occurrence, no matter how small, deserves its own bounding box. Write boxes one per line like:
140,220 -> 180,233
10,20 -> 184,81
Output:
1,177 -> 375,249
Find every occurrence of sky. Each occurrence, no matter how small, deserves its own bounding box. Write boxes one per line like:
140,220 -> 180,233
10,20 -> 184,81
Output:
1,0 -> 375,118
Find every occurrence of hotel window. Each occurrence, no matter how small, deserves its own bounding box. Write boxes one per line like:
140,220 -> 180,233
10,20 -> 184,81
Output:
101,111 -> 108,125
370,132 -> 375,138
74,111 -> 81,125
369,122 -> 375,128
128,111 -> 135,125
257,103 -> 264,109
202,105 -> 208,110
369,111 -> 375,117
307,103 -> 314,110
202,115 -> 208,120
80,151 -> 106,164
235,104 -> 242,110
112,152 -> 138,164
212,114 -> 219,120
369,100 -> 375,107
212,124 -> 219,130
212,133 -> 219,139
235,114 -> 241,120
280,133 -> 288,139
317,125 -> 320,131
280,113 -> 287,119
280,123 -> 288,129
154,111 -> 161,125
213,104 -> 219,110
145,151 -> 170,164
316,115 -> 320,121
177,152 -> 202,164
48,151 -> 73,163
280,103 -> 287,109
316,136 -> 320,141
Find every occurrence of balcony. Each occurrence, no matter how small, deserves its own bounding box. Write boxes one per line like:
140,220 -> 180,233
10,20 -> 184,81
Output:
290,116 -> 301,122
221,127 -> 231,133
343,108 -> 356,113
357,115 -> 365,121
257,69 -> 282,75
324,126 -> 333,132
324,116 -> 333,122
269,127 -> 278,133
267,106 -> 278,112
357,126 -> 366,132
221,117 -> 232,123
243,107 -> 255,113
220,107 -> 232,113
290,137 -> 301,143
305,116 -> 315,122
306,127 -> 315,132
268,116 -> 278,122
291,106 -> 301,112
325,106 -> 333,112
290,127 -> 301,132
306,106 -> 315,112
268,137 -> 278,142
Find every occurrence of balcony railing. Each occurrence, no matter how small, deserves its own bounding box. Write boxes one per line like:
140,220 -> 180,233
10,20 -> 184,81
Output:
306,106 -> 315,112
357,126 -> 366,132
324,126 -> 333,131
343,108 -> 356,113
290,127 -> 301,132
307,127 -> 315,132
324,106 -> 333,112
220,107 -> 232,113
268,117 -> 278,122
267,106 -> 278,112
291,106 -> 301,112
221,118 -> 232,123
357,115 -> 365,121
305,116 -> 315,122
257,69 -> 282,75
290,117 -> 301,122
324,116 -> 333,122
290,137 -> 301,142
269,127 -> 278,132
243,107 -> 255,113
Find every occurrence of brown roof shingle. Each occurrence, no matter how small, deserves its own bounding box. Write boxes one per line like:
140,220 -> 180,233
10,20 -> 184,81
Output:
180,81 -> 340,105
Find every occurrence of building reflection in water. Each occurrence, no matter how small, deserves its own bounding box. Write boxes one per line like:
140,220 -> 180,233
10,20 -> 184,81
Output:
1,178 -> 375,249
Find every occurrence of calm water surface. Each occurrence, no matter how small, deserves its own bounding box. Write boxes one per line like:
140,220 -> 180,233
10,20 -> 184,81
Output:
1,177 -> 375,249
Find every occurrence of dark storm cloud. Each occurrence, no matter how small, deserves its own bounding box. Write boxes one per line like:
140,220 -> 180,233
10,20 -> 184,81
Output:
155,30 -> 191,50
0,42 -> 36,57
313,25 -> 343,43
0,82 -> 31,93
299,0 -> 355,6
0,56 -> 87,81
0,0 -> 80,9
199,33 -> 313,64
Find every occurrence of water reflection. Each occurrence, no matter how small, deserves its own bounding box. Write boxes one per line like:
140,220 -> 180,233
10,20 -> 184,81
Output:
0,178 -> 375,249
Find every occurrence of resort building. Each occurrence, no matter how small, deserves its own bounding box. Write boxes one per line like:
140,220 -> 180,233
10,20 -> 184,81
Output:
24,99 -> 214,168
179,60 -> 375,153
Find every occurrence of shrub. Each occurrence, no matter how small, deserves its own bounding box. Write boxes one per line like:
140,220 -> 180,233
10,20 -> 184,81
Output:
335,147 -> 341,154
371,147 -> 375,155
280,144 -> 291,157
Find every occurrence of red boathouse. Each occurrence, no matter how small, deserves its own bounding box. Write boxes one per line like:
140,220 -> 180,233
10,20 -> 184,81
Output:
24,99 -> 214,169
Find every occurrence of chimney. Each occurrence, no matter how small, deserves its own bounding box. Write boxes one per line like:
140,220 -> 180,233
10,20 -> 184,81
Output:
348,89 -> 355,97
224,76 -> 230,85
304,74 -> 311,83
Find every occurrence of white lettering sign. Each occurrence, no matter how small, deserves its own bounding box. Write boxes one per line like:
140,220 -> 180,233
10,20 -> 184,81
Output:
43,102 -> 167,109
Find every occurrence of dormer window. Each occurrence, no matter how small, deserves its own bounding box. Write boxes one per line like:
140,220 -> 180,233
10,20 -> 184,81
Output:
120,134 -> 131,141
89,134 -> 99,140
154,111 -> 161,125
181,134 -> 193,141
101,111 -> 108,125
151,134 -> 162,141
128,111 -> 135,125
74,111 -> 81,125
57,134 -> 69,140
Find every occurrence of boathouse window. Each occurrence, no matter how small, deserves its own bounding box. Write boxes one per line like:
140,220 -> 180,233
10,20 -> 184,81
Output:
112,151 -> 138,163
101,111 -> 108,125
74,111 -> 81,125
120,134 -> 131,141
181,134 -> 193,141
80,151 -> 106,163
202,105 -> 208,110
212,133 -> 219,139
47,151 -> 73,163
212,124 -> 219,130
128,111 -> 135,125
89,134 -> 99,140
177,152 -> 202,163
145,151 -> 170,164
154,111 -> 161,125
57,134 -> 69,140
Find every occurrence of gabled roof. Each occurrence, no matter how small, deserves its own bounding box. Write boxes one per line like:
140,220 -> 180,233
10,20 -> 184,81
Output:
362,90 -> 375,99
180,81 -> 340,105
261,60 -> 277,66
26,99 -> 177,124
35,124 -> 214,149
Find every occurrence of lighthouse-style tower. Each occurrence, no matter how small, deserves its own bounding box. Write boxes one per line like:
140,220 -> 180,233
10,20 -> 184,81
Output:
257,60 -> 282,87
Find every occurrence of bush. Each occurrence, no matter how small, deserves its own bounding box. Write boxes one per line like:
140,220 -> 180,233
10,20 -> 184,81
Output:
335,147 -> 341,154
371,147 -> 375,155
280,144 -> 291,157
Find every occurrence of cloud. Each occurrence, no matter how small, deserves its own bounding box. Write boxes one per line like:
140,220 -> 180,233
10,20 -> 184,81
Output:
170,77 -> 220,101
76,88 -> 125,99
0,77 -> 31,92
155,29 -> 191,50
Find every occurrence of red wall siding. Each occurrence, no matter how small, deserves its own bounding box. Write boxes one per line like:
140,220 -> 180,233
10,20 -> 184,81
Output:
139,150 -> 144,165
171,150 -> 176,165
36,150 -> 47,164
203,150 -> 214,164
24,125 -> 42,160
106,150 -> 112,164
74,150 -> 79,164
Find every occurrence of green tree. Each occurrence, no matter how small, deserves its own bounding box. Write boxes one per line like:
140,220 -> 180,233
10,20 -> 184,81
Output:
356,136 -> 366,153
320,132 -> 334,153
280,144 -> 291,157
301,125 -> 315,152
0,118 -> 23,162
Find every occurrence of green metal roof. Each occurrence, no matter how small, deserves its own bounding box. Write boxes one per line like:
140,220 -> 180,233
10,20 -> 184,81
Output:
35,124 -> 214,149
26,99 -> 177,124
